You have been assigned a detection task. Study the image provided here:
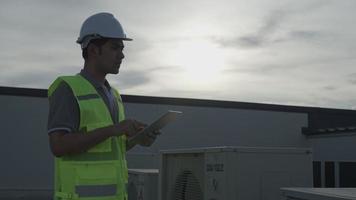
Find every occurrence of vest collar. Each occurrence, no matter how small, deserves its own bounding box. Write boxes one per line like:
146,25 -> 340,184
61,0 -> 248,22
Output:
79,69 -> 112,90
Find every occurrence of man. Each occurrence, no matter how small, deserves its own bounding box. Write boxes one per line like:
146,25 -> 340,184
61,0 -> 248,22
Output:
47,12 -> 156,200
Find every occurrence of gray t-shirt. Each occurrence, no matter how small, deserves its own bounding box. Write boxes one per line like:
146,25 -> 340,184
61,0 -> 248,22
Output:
47,69 -> 120,134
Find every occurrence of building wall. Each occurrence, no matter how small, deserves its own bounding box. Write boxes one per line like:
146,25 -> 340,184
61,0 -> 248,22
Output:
125,102 -> 309,152
309,134 -> 356,162
0,95 -> 52,190
308,134 -> 356,187
0,94 -> 310,190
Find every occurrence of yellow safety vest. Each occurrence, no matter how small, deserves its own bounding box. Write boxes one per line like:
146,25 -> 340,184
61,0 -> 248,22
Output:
48,75 -> 128,200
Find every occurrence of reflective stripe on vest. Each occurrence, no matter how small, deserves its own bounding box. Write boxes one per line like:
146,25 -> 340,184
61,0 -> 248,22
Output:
48,75 -> 128,200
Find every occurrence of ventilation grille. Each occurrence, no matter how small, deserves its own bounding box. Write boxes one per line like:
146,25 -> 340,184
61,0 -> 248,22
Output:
171,170 -> 203,200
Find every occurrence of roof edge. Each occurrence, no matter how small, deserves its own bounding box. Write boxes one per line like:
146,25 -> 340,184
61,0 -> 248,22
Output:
1,86 -> 356,114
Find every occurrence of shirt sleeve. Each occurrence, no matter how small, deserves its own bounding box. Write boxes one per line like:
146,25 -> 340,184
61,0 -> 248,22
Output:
47,81 -> 80,134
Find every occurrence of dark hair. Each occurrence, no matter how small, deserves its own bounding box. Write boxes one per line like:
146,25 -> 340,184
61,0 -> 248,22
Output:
82,38 -> 110,59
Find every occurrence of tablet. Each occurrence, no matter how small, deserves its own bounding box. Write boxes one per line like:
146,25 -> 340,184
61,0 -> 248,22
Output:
128,110 -> 182,144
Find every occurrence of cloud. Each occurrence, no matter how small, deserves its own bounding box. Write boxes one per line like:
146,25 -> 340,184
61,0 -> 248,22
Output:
212,10 -> 285,48
233,36 -> 264,48
214,28 -> 323,50
146,65 -> 182,73
144,88 -> 221,101
222,63 -> 289,75
0,67 -> 64,88
323,85 -> 337,91
212,0 -> 331,49
112,70 -> 151,90
224,53 -> 356,77
124,36 -> 153,57
347,73 -> 356,85
258,10 -> 286,36
0,0 -> 99,38
1,0 -> 356,110
112,64 -> 183,89
289,31 -> 321,40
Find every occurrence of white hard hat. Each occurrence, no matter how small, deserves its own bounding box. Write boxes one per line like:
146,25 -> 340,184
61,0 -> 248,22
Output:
77,12 -> 132,48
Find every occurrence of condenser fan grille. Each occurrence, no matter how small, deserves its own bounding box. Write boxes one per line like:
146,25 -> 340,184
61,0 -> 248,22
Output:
171,170 -> 203,200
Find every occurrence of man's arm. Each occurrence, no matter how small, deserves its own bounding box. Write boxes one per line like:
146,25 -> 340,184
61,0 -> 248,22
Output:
50,126 -> 115,157
50,119 -> 143,157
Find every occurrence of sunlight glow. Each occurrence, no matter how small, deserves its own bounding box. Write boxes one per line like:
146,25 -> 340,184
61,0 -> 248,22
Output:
165,39 -> 227,89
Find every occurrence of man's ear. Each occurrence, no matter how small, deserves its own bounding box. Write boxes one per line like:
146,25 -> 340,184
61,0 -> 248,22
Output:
87,43 -> 100,58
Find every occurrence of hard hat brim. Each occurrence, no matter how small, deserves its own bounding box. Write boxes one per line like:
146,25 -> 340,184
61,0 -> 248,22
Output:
76,37 -> 133,44
122,37 -> 133,41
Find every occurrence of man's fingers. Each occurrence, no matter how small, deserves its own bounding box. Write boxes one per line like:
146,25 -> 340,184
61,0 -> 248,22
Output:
133,120 -> 146,130
153,130 -> 162,135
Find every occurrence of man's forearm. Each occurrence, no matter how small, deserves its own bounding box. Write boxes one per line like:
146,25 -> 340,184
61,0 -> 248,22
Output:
50,126 -> 118,157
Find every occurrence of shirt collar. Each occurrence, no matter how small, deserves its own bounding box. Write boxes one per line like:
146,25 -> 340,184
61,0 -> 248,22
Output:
79,69 -> 112,90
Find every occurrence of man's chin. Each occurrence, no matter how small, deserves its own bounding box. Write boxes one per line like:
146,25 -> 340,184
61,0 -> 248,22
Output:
114,65 -> 121,74
109,68 -> 120,74
110,71 -> 119,75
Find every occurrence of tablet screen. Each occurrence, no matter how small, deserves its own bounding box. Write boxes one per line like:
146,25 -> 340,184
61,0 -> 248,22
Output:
128,110 -> 182,144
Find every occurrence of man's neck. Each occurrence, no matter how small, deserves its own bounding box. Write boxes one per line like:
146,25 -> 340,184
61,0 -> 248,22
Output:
83,63 -> 106,84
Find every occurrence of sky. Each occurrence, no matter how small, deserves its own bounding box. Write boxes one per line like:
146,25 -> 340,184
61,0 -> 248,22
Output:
1,0 -> 356,109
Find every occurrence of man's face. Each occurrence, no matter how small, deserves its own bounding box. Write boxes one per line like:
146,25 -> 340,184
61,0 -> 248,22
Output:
96,39 -> 125,75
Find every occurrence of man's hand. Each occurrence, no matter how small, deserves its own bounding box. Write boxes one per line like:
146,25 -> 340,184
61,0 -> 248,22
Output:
112,119 -> 146,138
139,130 -> 162,147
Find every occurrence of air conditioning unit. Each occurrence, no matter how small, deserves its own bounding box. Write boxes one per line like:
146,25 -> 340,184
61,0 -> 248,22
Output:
159,146 -> 313,200
128,169 -> 159,200
281,188 -> 356,200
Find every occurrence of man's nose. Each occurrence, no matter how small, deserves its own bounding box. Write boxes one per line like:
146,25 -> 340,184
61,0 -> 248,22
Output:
119,51 -> 125,59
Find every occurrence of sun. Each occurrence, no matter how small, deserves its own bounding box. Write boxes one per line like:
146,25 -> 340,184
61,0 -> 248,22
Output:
164,39 -> 226,89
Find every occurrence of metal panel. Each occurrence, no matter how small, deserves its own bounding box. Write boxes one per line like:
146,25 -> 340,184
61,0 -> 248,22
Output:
160,147 -> 313,200
281,188 -> 356,200
128,169 -> 158,200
